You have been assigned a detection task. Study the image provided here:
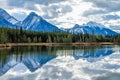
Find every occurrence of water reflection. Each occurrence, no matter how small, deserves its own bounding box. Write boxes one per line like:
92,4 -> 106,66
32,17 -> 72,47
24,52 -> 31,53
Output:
0,45 -> 120,80
0,46 -> 57,76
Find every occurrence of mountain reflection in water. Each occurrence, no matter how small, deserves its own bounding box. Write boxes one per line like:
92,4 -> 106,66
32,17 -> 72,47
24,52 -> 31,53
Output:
0,45 -> 120,80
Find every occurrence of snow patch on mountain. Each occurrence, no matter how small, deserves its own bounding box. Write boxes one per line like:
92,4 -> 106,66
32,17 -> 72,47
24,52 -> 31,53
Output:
0,16 -> 16,28
0,8 -> 18,24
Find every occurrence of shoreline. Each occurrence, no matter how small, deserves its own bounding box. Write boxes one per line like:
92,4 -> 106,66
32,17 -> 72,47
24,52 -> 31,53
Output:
0,42 -> 118,47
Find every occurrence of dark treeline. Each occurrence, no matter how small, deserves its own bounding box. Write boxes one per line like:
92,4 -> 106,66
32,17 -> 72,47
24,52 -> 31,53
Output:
0,27 -> 120,43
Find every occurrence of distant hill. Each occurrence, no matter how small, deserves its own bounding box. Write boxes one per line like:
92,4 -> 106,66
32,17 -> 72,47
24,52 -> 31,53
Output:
64,21 -> 118,36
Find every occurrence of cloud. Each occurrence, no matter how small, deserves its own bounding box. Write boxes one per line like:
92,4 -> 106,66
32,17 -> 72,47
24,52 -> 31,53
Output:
7,0 -> 37,10
82,0 -> 120,17
104,20 -> 120,32
110,25 -> 120,30
84,0 -> 120,12
5,0 -> 73,27
11,12 -> 27,21
7,0 -> 66,10
102,15 -> 120,20
6,8 -> 32,21
93,73 -> 120,80
83,9 -> 107,17
41,4 -> 72,19
35,0 -> 65,5
0,0 -> 8,9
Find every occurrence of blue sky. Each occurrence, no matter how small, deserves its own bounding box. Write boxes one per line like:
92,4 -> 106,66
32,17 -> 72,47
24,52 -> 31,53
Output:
0,0 -> 120,31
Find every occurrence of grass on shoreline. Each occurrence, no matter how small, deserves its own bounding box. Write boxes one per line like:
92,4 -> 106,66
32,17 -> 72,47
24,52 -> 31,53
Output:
0,42 -> 117,47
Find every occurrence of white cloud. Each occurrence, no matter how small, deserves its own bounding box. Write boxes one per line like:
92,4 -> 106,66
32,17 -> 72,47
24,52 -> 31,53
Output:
0,0 -> 8,9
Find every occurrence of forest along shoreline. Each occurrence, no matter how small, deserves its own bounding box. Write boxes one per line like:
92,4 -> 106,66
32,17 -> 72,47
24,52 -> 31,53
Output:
0,42 -> 117,47
0,28 -> 120,49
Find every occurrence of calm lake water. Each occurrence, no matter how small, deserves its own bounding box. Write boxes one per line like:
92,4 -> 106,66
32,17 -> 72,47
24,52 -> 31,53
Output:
0,45 -> 120,80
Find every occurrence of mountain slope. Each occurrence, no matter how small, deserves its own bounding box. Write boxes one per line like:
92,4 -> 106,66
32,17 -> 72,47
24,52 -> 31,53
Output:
23,55 -> 56,72
0,15 -> 16,28
0,8 -> 18,24
66,21 -> 118,36
0,60 -> 17,76
22,12 -> 61,32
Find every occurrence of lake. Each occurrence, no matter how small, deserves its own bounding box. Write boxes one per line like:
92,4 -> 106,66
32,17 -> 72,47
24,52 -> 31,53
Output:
0,45 -> 120,80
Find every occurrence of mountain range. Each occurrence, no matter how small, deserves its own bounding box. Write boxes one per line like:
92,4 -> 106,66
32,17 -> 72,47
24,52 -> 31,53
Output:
65,21 -> 118,36
0,8 -> 118,35
0,8 -> 61,32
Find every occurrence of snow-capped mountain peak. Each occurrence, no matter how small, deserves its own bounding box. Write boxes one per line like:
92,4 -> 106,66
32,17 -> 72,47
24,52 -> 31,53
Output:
73,24 -> 81,29
22,12 -> 43,29
29,12 -> 39,17
22,12 -> 61,32
30,12 -> 42,22
74,24 -> 80,27
86,21 -> 105,28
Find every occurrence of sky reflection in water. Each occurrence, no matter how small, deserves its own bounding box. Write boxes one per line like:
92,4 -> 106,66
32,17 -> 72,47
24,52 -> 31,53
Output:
0,45 -> 120,80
